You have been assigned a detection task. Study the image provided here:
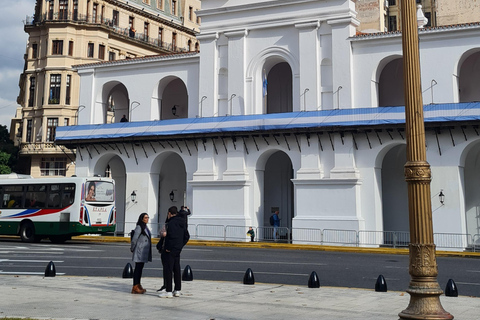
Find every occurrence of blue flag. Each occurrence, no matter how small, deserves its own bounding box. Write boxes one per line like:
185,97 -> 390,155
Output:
262,72 -> 268,97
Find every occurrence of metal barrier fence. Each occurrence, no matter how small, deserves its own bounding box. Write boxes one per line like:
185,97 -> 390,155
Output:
113,222 -> 473,251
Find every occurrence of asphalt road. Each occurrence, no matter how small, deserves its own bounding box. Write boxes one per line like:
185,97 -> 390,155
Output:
1,238 -> 479,297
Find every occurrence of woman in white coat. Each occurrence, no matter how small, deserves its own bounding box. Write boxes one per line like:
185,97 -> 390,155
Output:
130,212 -> 152,294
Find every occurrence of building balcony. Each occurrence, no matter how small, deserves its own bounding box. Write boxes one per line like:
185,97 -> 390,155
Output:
19,141 -> 74,155
24,12 -> 191,54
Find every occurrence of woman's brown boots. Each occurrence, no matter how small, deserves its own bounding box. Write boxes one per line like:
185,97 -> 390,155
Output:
131,284 -> 146,294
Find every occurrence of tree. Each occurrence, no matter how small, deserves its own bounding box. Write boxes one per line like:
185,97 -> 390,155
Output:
0,125 -> 19,173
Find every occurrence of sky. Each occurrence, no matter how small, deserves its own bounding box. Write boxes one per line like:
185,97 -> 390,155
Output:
0,0 -> 35,131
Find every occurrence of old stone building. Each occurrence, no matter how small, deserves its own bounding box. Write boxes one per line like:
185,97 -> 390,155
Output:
12,0 -> 200,177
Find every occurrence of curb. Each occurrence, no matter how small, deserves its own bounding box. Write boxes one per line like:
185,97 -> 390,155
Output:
70,235 -> 480,258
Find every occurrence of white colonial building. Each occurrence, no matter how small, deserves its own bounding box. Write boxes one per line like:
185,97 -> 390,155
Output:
56,0 -> 480,250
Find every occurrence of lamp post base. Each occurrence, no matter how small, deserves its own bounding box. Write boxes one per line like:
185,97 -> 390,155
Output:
399,282 -> 453,320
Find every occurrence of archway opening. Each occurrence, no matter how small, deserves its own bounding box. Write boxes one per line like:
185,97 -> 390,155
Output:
263,151 -> 294,241
459,51 -> 480,103
104,83 -> 129,123
160,78 -> 188,120
93,155 -> 126,235
381,144 -> 409,241
266,62 -> 293,114
156,153 -> 187,228
378,58 -> 405,107
463,142 -> 480,241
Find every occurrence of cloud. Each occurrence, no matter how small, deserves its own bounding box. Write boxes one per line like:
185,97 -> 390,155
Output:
0,0 -> 35,131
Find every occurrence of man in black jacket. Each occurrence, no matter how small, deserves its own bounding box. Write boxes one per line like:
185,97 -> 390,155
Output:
158,206 -> 190,298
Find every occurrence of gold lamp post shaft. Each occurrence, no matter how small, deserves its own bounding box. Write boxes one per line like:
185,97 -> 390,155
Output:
398,1 -> 453,319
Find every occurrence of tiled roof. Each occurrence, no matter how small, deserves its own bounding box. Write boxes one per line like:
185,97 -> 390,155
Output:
353,21 -> 480,40
74,51 -> 199,69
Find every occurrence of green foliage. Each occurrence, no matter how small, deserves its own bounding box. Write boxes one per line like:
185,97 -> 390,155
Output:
0,125 -> 18,173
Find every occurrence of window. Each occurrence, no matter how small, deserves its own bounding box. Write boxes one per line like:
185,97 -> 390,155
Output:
425,12 -> 431,27
64,118 -> 69,126
157,0 -> 163,10
41,157 -> 67,176
196,16 -> 200,24
93,3 -> 98,23
142,0 -> 150,4
388,15 -> 397,31
46,118 -> 59,142
28,77 -> 35,107
32,43 -> 38,59
99,44 -> 105,60
48,1 -> 54,20
388,0 -> 396,5
129,16 -> 135,37
59,0 -> 68,20
65,75 -> 71,105
109,51 -> 116,61
144,22 -> 149,40
73,0 -> 79,20
68,41 -> 74,56
158,28 -> 163,44
172,33 -> 177,49
172,0 -> 176,15
87,43 -> 94,58
52,40 -> 63,55
188,40 -> 192,51
26,120 -> 32,143
195,42 -> 199,52
49,74 -> 61,104
189,6 -> 193,21
113,10 -> 119,26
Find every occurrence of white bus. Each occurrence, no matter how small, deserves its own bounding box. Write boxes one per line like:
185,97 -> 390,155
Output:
0,175 -> 116,243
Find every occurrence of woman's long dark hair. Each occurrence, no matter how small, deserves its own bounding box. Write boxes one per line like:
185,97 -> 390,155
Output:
136,212 -> 148,233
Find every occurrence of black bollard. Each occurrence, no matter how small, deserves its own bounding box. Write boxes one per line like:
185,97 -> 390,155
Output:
243,268 -> 255,285
445,279 -> 458,297
308,271 -> 320,288
375,274 -> 387,292
44,261 -> 56,277
122,263 -> 133,278
182,265 -> 193,281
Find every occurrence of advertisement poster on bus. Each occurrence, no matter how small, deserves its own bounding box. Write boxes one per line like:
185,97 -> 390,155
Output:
85,181 -> 114,202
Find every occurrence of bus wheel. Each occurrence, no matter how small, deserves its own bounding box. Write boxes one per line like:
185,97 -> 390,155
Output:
49,235 -> 71,244
20,222 -> 37,243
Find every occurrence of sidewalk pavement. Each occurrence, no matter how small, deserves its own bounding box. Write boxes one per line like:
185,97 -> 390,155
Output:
0,274 -> 479,320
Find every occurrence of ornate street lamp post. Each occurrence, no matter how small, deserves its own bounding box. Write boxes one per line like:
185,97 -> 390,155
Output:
398,1 -> 452,319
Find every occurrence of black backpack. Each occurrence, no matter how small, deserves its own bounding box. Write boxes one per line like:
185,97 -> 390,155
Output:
269,215 -> 274,226
130,229 -> 135,241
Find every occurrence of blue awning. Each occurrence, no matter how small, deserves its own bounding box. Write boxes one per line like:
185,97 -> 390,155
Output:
56,102 -> 480,143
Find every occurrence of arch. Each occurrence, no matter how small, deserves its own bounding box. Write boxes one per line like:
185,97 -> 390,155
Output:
266,62 -> 293,114
458,49 -> 480,103
256,150 -> 294,241
246,47 -> 300,114
152,76 -> 188,120
93,153 -> 127,235
380,144 -> 409,235
377,56 -> 404,107
150,151 -> 187,228
99,81 -> 130,124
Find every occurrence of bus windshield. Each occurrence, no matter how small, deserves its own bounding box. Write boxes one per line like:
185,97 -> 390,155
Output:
85,180 -> 114,202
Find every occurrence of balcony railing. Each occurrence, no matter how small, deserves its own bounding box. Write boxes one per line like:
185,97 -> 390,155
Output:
25,12 -> 190,53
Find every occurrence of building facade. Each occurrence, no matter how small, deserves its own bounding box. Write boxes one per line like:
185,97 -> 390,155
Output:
356,0 -> 480,33
56,0 -> 480,250
12,0 -> 200,177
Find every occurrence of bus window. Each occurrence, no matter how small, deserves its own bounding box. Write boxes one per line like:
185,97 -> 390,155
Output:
2,186 -> 24,208
48,185 -> 61,208
26,185 -> 46,208
62,184 -> 75,207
